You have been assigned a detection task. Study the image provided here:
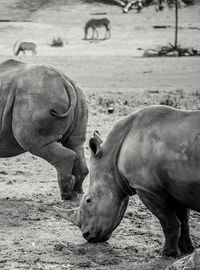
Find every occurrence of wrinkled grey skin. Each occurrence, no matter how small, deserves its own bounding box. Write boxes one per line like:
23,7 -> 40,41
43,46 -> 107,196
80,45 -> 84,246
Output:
0,59 -> 88,200
59,105 -> 200,257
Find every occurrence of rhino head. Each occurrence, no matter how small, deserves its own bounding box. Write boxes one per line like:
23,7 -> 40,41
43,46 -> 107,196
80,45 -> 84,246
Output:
54,131 -> 129,242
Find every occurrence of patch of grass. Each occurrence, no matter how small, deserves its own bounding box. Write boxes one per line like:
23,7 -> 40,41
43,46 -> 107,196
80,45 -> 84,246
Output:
97,96 -> 115,108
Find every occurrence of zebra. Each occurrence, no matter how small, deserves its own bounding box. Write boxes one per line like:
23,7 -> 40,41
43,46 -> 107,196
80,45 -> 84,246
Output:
84,18 -> 111,40
13,41 -> 37,56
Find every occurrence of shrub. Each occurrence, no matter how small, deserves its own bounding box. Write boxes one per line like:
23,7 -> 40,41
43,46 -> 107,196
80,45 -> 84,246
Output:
51,37 -> 64,47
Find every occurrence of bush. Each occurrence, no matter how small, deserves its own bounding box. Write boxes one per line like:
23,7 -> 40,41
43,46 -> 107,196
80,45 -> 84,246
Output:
51,37 -> 64,47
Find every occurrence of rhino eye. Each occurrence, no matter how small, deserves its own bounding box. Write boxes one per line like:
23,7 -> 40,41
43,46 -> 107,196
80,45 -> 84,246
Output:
85,197 -> 91,204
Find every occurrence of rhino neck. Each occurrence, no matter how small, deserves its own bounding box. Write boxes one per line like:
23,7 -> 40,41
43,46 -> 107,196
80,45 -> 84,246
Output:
103,115 -> 137,197
114,162 -> 136,196
113,141 -> 136,197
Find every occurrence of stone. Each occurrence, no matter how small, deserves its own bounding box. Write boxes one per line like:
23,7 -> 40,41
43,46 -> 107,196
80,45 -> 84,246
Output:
166,249 -> 200,270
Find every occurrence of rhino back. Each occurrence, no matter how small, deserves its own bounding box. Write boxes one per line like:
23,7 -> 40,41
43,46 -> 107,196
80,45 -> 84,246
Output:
117,105 -> 200,211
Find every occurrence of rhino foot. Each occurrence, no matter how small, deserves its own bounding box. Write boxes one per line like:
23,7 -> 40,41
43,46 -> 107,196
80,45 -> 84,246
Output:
61,192 -> 74,200
161,247 -> 181,258
72,174 -> 85,195
59,175 -> 76,200
179,240 -> 194,255
73,186 -> 83,195
61,189 -> 83,201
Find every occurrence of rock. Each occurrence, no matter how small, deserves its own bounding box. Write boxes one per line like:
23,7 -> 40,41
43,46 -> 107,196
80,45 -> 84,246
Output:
13,239 -> 20,245
125,210 -> 133,217
166,249 -> 200,270
107,107 -> 115,114
6,180 -> 13,185
54,243 -> 66,251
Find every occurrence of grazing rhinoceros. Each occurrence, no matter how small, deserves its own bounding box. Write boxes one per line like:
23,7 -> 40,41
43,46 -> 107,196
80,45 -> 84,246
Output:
0,59 -> 88,200
55,105 -> 200,257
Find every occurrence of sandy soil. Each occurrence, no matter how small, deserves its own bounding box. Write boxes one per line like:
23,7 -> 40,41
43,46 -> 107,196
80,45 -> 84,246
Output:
0,1 -> 200,270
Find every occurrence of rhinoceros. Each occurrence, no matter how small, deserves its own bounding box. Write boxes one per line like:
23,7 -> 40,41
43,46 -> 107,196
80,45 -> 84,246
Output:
55,105 -> 200,257
0,59 -> 88,200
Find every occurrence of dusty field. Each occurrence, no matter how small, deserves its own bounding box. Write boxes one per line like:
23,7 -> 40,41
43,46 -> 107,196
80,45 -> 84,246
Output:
0,1 -> 200,270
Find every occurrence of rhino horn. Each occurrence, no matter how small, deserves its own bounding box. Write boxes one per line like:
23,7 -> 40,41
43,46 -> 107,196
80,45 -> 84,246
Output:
53,206 -> 81,227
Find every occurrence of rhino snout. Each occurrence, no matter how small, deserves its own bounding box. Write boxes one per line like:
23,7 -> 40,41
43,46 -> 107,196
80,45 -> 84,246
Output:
82,228 -> 111,243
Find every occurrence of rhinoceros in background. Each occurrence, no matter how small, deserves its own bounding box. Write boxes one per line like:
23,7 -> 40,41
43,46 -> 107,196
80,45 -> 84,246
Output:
55,105 -> 200,257
0,59 -> 88,200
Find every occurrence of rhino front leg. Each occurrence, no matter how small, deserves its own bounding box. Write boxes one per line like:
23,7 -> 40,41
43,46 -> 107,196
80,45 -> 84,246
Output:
174,205 -> 194,255
31,142 -> 77,200
137,189 -> 181,257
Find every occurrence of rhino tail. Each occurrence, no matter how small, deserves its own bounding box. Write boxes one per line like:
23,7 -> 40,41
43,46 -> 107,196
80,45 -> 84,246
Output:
50,109 -> 71,119
50,76 -> 77,119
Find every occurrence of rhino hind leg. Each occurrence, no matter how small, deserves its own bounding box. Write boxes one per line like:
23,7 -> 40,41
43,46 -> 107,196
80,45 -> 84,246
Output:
32,142 -> 77,200
61,143 -> 89,196
174,205 -> 194,255
137,189 -> 181,257
16,136 -> 77,200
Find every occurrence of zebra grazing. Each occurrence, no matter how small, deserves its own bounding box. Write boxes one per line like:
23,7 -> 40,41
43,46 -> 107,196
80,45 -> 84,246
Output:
13,41 -> 37,56
84,18 -> 111,40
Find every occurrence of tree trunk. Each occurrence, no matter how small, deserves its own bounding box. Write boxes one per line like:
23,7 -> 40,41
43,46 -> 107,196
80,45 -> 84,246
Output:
174,0 -> 178,49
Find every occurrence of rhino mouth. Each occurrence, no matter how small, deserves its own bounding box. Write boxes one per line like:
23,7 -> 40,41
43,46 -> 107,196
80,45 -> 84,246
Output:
82,229 -> 111,243
82,197 -> 129,243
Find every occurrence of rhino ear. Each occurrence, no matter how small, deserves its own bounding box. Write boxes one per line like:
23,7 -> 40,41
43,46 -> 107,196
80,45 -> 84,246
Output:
89,137 -> 101,157
93,131 -> 103,144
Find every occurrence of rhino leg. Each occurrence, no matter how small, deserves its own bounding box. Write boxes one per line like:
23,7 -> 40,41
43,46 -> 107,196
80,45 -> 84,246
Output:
174,205 -> 194,255
14,132 -> 77,200
62,143 -> 88,195
30,142 -> 77,200
137,189 -> 181,257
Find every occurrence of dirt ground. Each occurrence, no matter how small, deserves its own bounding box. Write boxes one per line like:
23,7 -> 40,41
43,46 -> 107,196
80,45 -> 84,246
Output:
0,1 -> 200,270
